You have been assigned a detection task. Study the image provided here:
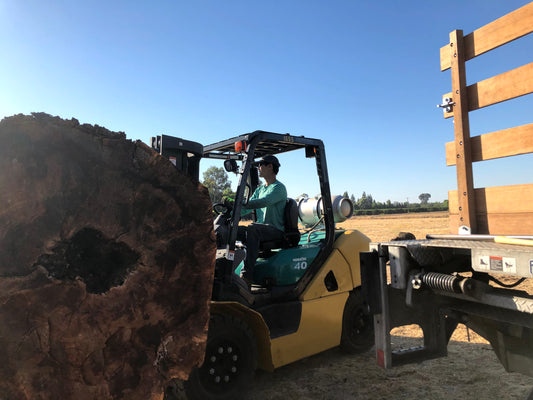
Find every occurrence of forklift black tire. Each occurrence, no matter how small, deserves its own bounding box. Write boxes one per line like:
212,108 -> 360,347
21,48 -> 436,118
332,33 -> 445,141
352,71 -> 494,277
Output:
184,314 -> 257,400
340,289 -> 374,354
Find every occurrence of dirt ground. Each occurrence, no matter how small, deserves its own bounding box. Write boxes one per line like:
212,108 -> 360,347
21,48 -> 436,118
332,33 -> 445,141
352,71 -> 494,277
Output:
249,337 -> 533,400
246,212 -> 533,400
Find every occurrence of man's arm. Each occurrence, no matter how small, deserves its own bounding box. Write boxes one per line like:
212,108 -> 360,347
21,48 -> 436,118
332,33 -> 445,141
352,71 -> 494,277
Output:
243,183 -> 286,210
239,186 -> 259,216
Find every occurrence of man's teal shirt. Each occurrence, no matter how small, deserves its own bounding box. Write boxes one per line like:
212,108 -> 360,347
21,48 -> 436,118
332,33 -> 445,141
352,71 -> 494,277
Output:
242,180 -> 287,232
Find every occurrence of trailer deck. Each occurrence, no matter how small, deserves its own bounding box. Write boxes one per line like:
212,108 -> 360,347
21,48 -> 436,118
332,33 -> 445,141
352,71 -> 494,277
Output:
379,237 -> 533,279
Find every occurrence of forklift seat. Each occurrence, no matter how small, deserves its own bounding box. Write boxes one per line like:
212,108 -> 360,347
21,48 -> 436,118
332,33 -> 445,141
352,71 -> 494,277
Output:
259,198 -> 301,252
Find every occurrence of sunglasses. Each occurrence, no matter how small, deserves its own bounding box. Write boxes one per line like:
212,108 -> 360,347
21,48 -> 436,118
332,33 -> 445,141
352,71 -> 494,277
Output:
257,161 -> 271,166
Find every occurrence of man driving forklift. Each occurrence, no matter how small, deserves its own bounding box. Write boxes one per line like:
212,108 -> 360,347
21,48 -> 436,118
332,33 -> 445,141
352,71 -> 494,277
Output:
236,155 -> 287,285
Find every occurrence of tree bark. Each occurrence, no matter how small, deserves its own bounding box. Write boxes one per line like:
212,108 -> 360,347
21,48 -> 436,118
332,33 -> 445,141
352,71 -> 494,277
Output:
0,113 -> 215,400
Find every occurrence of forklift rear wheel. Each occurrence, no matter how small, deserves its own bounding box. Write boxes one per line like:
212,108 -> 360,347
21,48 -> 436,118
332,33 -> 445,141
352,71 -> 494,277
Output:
184,314 -> 257,400
340,289 -> 374,354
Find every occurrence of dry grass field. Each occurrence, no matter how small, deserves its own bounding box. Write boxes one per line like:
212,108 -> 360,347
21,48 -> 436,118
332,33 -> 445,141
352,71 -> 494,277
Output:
337,210 -> 450,242
246,211 -> 533,400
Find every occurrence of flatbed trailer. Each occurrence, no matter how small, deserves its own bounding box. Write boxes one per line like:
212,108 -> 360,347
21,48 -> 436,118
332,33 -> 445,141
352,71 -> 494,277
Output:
362,1 -> 533,382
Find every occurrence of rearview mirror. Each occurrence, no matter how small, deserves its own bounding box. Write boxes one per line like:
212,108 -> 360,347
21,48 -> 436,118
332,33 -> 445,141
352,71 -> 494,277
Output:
224,159 -> 238,173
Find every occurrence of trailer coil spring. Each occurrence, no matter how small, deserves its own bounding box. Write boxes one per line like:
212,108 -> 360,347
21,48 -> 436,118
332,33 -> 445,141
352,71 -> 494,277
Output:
421,272 -> 461,293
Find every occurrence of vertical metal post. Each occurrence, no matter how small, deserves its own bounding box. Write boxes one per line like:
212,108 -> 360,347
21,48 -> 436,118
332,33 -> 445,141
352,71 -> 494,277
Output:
449,30 -> 477,233
374,247 -> 392,368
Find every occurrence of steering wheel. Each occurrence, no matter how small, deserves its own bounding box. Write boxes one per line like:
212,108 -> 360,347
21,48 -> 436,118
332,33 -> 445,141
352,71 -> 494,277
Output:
213,202 -> 231,215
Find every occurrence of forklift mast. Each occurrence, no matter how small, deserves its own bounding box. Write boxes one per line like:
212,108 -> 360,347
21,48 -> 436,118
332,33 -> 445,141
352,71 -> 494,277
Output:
151,134 -> 203,181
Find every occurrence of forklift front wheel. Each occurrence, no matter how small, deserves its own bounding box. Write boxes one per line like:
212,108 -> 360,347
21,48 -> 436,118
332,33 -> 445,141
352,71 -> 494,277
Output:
184,314 -> 257,400
340,289 -> 375,354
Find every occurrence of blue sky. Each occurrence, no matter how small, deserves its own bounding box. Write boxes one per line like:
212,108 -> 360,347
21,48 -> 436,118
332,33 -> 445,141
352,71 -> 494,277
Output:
1,0 -> 532,202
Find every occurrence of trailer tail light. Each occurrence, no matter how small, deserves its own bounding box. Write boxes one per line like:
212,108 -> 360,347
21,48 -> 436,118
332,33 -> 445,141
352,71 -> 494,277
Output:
376,349 -> 385,368
235,140 -> 247,152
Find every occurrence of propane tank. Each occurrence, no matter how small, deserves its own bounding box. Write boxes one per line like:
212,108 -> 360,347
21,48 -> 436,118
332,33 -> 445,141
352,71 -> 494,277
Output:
298,195 -> 354,226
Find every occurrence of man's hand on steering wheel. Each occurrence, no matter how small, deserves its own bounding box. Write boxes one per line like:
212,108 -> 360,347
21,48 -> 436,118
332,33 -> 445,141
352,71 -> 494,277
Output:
222,196 -> 234,209
213,196 -> 234,215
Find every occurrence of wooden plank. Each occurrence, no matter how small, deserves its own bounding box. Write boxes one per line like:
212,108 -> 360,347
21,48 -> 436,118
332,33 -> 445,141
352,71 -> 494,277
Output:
449,184 -> 533,214
494,236 -> 533,246
468,62 -> 533,110
441,2 -> 533,71
442,63 -> 533,119
446,123 -> 533,165
449,184 -> 533,234
449,30 -> 477,233
449,213 -> 533,235
475,184 -> 533,214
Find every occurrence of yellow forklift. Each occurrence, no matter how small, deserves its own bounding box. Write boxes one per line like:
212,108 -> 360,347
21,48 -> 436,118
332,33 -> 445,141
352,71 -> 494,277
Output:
153,131 -> 373,400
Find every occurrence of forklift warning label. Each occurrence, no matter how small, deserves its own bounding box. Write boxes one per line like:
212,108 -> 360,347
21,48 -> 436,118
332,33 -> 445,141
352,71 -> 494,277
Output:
478,256 -> 516,274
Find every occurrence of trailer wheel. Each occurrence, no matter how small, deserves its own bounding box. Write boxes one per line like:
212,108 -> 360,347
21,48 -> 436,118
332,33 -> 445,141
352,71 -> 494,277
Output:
340,289 -> 374,354
184,314 -> 257,400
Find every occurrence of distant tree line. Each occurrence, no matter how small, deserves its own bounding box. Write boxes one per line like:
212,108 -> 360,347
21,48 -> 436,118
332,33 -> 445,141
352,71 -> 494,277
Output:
202,167 -> 448,216
342,191 -> 448,216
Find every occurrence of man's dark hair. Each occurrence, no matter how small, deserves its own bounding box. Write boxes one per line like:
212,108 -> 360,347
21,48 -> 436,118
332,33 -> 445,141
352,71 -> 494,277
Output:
259,155 -> 280,174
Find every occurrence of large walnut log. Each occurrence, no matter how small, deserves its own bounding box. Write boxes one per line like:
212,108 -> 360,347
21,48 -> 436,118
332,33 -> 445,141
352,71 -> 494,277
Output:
0,113 -> 215,400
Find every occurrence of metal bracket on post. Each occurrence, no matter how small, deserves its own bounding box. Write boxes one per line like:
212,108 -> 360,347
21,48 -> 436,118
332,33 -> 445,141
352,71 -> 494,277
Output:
437,97 -> 455,113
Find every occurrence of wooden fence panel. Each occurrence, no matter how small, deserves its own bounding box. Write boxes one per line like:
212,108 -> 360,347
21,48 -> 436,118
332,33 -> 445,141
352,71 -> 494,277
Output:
442,4 -> 533,234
